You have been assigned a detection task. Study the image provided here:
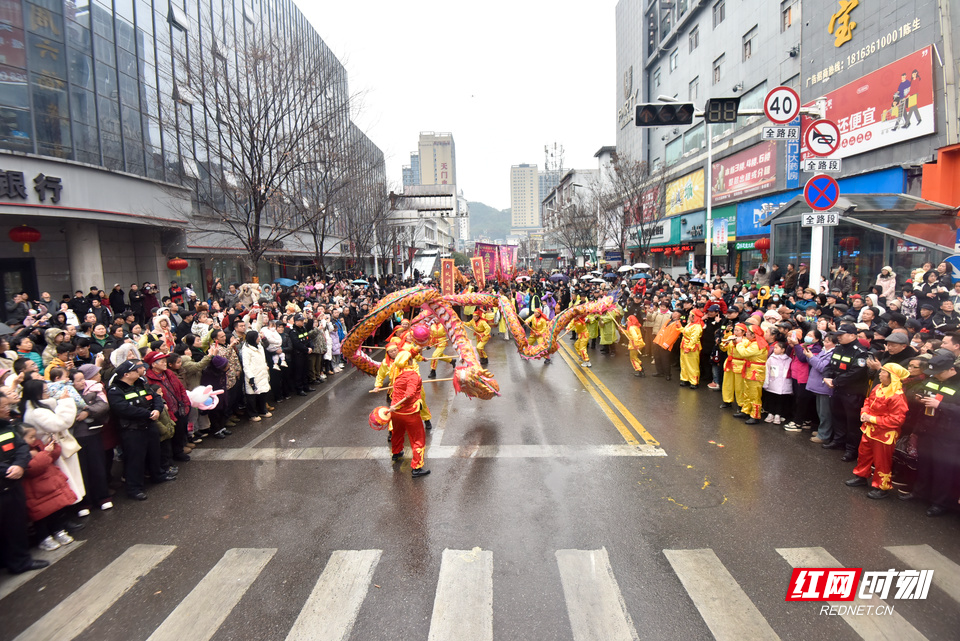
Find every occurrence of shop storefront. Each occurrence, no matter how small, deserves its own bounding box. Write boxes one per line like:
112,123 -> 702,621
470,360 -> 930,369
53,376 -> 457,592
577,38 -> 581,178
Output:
767,194 -> 958,292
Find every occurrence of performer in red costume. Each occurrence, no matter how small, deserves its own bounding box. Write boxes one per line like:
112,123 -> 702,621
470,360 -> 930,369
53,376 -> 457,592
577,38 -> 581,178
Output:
388,351 -> 430,477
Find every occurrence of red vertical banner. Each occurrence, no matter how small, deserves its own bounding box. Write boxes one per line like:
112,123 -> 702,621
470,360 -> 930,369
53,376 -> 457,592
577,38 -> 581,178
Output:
471,256 -> 486,289
498,245 -> 516,280
474,243 -> 498,283
440,258 -> 455,295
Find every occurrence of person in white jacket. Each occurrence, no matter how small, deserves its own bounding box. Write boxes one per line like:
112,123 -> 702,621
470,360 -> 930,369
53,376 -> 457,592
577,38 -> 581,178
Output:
19,379 -> 86,505
239,331 -> 272,422
875,266 -> 897,302
762,341 -> 794,426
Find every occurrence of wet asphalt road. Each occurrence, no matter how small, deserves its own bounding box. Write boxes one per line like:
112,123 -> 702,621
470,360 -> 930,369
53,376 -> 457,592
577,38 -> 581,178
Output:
2,330 -> 959,641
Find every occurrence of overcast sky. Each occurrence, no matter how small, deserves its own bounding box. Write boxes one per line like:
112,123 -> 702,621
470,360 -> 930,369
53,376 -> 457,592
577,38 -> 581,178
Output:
296,0 -> 617,210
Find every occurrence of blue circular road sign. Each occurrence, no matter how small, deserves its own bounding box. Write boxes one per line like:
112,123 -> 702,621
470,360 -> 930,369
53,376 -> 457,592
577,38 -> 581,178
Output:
803,174 -> 839,211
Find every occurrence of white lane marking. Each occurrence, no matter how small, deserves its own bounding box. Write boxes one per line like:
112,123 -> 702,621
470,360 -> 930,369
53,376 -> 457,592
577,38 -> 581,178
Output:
556,548 -> 640,641
0,540 -> 86,602
285,549 -> 382,641
428,548 -> 494,641
191,443 -> 665,461
664,548 -> 780,640
885,544 -> 960,604
147,548 -> 276,641
777,547 -> 928,641
13,543 -> 175,641
242,368 -> 358,449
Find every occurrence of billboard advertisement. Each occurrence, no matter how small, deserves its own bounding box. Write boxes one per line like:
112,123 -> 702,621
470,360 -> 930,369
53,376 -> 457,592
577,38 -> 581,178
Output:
711,141 -> 777,204
801,46 -> 935,160
666,169 -> 704,216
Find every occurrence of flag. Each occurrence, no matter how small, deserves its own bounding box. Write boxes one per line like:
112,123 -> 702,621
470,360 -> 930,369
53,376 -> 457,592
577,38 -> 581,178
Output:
441,259 -> 455,295
471,256 -> 486,289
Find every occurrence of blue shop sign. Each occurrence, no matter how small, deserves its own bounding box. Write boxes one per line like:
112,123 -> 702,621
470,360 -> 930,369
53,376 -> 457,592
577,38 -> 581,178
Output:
736,167 -> 905,237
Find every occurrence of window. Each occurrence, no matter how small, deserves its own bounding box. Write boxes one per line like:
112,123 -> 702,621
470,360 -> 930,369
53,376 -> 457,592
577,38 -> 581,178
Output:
689,76 -> 699,102
743,26 -> 757,61
736,81 -> 767,128
665,137 -> 682,165
683,122 -> 705,154
713,54 -> 724,85
781,0 -> 795,32
653,67 -> 661,88
168,2 -> 189,31
689,26 -> 699,53
669,49 -> 678,71
713,0 -> 725,28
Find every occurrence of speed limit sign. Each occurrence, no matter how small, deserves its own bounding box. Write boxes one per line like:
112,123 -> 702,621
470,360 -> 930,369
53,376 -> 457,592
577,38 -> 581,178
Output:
764,86 -> 800,125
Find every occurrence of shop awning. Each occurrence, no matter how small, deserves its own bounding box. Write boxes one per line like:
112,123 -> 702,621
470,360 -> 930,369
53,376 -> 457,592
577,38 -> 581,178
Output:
764,194 -> 959,254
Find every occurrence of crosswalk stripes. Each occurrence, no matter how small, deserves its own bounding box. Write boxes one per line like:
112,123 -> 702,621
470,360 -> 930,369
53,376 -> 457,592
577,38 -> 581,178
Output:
777,547 -> 928,641
147,548 -> 276,641
885,544 -> 960,604
428,548 -> 494,641
6,543 -> 960,640
556,548 -> 640,641
12,543 -> 175,641
664,548 -> 781,640
284,549 -> 382,641
0,540 -> 85,602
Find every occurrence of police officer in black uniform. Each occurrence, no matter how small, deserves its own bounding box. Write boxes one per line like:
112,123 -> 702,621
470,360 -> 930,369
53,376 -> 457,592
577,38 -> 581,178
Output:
289,314 -> 314,396
107,360 -> 173,500
823,323 -> 871,461
911,349 -> 960,516
0,390 -> 51,573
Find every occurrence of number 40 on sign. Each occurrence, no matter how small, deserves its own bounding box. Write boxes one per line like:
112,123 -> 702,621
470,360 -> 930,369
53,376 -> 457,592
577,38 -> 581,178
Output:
802,212 -> 839,227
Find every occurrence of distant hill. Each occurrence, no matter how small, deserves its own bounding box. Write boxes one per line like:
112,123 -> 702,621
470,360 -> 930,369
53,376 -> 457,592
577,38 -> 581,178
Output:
468,201 -> 511,240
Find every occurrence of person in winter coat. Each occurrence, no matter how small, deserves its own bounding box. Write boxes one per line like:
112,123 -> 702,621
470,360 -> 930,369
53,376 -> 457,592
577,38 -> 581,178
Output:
845,363 -> 910,499
782,329 -> 821,431
144,351 -> 191,462
199,355 -> 231,439
806,332 -> 836,444
239,331 -> 272,421
762,341 -> 794,425
20,426 -> 79,551
18,379 -> 84,508
875,266 -> 897,303
74,364 -> 112,512
41,328 -> 65,367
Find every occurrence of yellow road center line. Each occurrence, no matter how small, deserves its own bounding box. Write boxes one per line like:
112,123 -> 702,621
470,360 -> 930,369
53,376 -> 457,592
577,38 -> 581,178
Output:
557,341 -> 661,447
554,341 -> 641,447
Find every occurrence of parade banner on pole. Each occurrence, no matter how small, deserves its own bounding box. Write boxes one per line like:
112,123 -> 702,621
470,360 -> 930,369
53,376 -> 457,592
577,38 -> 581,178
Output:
440,258 -> 455,295
474,242 -> 498,282
471,256 -> 486,289
498,245 -> 516,281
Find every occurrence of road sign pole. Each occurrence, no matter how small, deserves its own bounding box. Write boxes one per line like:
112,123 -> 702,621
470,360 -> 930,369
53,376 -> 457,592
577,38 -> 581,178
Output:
705,122 -> 713,279
809,224 -> 825,290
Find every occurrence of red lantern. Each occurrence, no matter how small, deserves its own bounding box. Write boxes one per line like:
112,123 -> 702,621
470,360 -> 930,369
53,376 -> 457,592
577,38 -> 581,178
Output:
9,225 -> 41,253
754,237 -> 771,261
663,248 -> 672,257
839,237 -> 859,253
167,257 -> 188,277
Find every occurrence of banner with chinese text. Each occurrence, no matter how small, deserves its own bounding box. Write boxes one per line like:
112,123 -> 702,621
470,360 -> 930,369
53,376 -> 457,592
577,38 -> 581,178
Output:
470,256 -> 486,289
440,259 -> 455,295
801,46 -> 934,160
665,169 -> 705,216
711,141 -> 777,204
474,242 -> 498,282
498,245 -> 516,280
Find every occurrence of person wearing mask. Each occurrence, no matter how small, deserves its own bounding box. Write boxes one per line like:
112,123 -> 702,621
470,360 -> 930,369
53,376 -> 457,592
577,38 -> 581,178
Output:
822,323 -> 871,461
143,351 -> 191,463
844,363 -> 910,499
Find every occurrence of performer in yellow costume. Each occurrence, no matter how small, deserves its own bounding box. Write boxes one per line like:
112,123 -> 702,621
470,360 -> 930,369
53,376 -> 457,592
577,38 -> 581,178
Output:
466,309 -> 491,366
572,317 -> 591,368
526,308 -> 552,364
730,324 -> 767,424
679,308 -> 704,388
719,323 -> 744,410
427,320 -> 454,380
621,315 -> 645,376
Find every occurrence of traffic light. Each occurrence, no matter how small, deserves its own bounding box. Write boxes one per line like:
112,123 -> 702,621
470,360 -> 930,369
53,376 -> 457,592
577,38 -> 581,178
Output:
635,102 -> 695,127
703,97 -> 741,124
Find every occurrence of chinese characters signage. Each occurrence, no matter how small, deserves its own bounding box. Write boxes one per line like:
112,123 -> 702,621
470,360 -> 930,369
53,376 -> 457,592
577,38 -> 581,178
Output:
801,212 -> 840,226
665,169 -> 704,216
828,0 -> 858,47
474,243 -> 498,282
440,259 -> 455,295
786,567 -> 933,601
711,141 -> 777,204
801,47 -> 934,160
1,169 -> 63,203
498,245 -> 516,279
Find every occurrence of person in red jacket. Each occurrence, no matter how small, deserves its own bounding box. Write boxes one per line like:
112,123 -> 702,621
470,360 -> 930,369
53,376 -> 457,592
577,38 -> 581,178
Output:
388,351 -> 430,478
21,426 -> 78,551
144,351 -> 192,463
845,363 -> 910,499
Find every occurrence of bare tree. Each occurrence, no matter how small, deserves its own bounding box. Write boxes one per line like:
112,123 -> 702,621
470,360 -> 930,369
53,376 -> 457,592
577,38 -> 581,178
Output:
551,188 -> 598,265
340,125 -> 391,272
167,16 -> 354,274
597,152 -> 669,260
